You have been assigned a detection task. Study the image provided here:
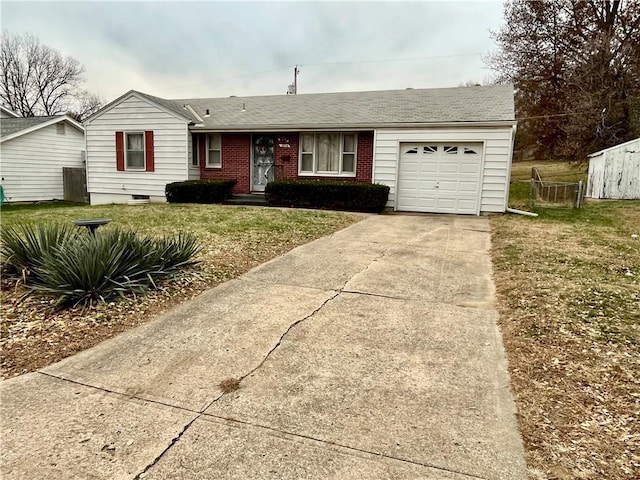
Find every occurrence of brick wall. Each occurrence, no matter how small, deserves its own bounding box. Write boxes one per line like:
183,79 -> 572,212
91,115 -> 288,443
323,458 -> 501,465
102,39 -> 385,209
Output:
196,131 -> 375,194
274,133 -> 299,179
199,133 -> 251,193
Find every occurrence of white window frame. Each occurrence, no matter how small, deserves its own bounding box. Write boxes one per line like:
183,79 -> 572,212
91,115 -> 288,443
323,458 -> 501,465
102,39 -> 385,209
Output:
125,132 -> 145,170
206,133 -> 222,168
191,135 -> 200,167
298,132 -> 357,177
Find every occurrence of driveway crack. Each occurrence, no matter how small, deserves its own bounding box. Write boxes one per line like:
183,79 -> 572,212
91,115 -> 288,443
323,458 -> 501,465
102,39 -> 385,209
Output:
236,290 -> 341,384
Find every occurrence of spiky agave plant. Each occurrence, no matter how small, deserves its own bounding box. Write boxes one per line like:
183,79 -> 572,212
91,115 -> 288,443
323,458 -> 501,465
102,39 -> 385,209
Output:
26,228 -> 200,308
0,222 -> 78,284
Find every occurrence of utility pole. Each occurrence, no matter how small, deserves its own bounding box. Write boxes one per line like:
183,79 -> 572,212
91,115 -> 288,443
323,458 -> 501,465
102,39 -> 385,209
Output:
287,66 -> 299,95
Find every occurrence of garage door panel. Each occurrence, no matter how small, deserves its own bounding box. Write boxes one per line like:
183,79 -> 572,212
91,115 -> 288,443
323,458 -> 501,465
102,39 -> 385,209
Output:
398,142 -> 483,214
419,163 -> 439,174
437,180 -> 458,193
460,163 -> 481,174
439,163 -> 459,174
459,181 -> 480,193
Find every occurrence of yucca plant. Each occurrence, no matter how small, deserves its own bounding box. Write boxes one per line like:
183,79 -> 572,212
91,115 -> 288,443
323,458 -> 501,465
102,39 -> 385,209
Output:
1,223 -> 200,308
0,222 -> 78,283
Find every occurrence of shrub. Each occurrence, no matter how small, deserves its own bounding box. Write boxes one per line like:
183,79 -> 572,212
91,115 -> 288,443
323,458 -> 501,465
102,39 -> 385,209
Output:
165,179 -> 236,204
1,224 -> 200,308
265,179 -> 390,213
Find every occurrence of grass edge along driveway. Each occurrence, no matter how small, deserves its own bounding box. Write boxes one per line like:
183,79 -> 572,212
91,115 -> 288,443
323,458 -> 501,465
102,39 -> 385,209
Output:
491,200 -> 640,480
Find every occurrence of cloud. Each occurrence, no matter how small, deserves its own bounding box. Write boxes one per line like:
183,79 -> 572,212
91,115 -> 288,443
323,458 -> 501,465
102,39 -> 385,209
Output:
1,1 -> 504,101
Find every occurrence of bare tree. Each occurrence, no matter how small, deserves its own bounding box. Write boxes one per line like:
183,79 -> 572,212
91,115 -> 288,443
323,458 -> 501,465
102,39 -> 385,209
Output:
487,0 -> 640,160
0,33 -> 103,119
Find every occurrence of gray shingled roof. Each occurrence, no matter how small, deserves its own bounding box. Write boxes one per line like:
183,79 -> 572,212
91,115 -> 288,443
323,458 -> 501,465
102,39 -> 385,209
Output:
169,84 -> 514,130
1,116 -> 60,138
135,91 -> 199,122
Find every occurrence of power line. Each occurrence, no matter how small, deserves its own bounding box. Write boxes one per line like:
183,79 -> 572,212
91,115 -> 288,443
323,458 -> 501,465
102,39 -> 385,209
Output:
301,53 -> 482,67
516,112 -> 580,121
156,53 -> 484,94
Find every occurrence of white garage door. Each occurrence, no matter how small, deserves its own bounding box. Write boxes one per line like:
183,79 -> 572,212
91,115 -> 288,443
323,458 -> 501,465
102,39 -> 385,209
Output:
397,143 -> 483,214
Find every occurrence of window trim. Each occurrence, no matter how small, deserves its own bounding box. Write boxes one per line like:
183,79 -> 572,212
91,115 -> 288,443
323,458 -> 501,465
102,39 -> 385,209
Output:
125,131 -> 146,171
298,132 -> 357,177
206,133 -> 222,169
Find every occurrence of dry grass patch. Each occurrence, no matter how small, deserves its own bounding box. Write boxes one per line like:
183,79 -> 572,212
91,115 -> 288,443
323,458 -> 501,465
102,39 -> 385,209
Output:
491,201 -> 640,479
218,377 -> 241,394
1,203 -> 362,379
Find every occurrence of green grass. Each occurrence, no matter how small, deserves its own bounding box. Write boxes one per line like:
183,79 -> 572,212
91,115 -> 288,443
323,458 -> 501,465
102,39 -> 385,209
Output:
509,160 -> 592,212
0,203 -> 357,240
510,159 -> 588,182
493,200 -> 640,347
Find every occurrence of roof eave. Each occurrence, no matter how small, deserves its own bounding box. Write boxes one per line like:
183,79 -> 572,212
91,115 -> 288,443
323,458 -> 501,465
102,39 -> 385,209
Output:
588,137 -> 640,157
188,120 -> 517,132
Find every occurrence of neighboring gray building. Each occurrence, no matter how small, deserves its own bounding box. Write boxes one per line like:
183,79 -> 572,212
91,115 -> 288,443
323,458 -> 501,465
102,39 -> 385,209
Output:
1,107 -> 85,202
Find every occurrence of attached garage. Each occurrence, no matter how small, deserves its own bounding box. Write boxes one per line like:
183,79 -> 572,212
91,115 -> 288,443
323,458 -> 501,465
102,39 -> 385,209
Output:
397,143 -> 483,214
372,86 -> 517,215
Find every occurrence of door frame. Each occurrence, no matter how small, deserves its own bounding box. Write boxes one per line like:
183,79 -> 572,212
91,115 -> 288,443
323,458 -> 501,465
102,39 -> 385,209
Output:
250,134 -> 276,192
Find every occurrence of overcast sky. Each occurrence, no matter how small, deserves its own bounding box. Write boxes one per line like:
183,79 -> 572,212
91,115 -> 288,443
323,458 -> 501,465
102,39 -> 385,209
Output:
1,1 -> 505,103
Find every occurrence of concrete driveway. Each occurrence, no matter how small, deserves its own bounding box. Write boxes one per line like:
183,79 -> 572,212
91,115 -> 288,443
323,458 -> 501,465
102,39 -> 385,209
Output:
0,214 -> 527,479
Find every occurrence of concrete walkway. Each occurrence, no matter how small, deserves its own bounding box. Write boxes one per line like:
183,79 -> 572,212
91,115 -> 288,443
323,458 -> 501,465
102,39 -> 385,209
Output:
1,215 -> 527,479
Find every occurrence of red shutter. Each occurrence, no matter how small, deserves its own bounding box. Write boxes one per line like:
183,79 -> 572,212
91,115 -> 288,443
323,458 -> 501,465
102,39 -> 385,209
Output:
145,131 -> 155,172
115,131 -> 124,171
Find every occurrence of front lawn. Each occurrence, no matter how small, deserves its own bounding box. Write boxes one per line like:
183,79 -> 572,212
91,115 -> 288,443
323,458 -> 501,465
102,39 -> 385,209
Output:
0,203 -> 362,379
491,200 -> 640,479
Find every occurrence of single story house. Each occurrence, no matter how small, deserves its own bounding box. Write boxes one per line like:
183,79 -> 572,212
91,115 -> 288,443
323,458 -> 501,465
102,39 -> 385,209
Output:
0,106 -> 85,202
84,84 -> 516,214
586,138 -> 640,200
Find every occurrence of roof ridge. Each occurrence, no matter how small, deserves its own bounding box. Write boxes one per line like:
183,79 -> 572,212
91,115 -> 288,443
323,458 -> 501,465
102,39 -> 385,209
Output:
170,83 -> 513,103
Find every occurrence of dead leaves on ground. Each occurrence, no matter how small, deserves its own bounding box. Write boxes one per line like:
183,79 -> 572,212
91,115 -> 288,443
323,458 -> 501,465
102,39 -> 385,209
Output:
491,212 -> 640,479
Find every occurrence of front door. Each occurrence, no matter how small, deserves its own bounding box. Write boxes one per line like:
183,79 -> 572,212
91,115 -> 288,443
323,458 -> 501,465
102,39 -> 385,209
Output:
252,135 -> 275,192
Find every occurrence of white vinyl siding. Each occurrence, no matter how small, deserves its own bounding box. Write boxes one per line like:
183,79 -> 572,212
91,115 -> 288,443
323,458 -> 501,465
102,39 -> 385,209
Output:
0,122 -> 85,202
374,127 -> 514,213
85,94 -> 190,202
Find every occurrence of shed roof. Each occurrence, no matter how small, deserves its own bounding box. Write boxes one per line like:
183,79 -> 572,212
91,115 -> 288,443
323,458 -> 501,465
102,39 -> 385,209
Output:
0,115 -> 84,142
588,137 -> 640,157
1,116 -> 59,138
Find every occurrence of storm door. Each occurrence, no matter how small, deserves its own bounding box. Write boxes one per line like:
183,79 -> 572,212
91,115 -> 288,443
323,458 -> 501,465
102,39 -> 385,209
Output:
252,135 -> 275,192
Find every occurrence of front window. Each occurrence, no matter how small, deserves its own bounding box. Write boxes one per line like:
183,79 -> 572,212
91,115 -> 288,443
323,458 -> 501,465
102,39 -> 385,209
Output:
207,134 -> 221,168
299,132 -> 357,176
126,133 -> 145,169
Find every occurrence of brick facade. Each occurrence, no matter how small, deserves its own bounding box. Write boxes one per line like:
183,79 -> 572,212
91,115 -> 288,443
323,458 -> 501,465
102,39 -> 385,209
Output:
199,133 -> 251,193
196,131 -> 374,194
